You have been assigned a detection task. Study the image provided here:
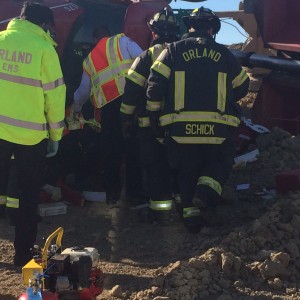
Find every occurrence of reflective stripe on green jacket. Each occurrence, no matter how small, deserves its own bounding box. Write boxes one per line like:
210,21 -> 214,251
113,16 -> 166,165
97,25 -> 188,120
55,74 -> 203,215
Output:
0,19 -> 66,145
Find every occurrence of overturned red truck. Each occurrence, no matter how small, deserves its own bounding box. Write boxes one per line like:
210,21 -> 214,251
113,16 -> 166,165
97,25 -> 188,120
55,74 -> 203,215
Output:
221,0 -> 300,135
0,0 -> 174,107
1,0 -> 300,134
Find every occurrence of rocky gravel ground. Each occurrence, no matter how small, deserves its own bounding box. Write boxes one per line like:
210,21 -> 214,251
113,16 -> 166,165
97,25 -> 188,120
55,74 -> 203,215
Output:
1,93 -> 300,300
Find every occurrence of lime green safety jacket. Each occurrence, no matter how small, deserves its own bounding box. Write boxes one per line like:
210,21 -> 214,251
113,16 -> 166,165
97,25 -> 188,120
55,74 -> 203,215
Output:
0,19 -> 66,145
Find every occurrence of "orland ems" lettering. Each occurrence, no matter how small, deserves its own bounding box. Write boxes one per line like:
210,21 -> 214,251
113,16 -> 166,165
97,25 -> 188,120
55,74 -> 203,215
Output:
0,49 -> 32,64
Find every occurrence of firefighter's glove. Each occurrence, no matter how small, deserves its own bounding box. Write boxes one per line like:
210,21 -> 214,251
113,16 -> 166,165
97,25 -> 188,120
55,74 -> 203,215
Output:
121,120 -> 134,140
46,140 -> 59,158
87,119 -> 101,133
72,108 -> 82,121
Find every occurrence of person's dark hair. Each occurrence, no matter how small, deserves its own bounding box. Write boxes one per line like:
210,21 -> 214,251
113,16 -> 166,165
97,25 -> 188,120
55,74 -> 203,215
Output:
92,26 -> 110,40
20,1 -> 54,26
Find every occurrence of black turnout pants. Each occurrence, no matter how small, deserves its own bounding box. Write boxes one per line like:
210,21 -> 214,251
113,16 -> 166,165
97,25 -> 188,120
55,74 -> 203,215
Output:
139,128 -> 173,203
165,137 -> 235,212
0,139 -> 47,255
96,98 -> 124,197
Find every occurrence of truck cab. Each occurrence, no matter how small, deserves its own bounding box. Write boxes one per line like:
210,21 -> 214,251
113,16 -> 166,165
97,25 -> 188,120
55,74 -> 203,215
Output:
0,0 -> 173,104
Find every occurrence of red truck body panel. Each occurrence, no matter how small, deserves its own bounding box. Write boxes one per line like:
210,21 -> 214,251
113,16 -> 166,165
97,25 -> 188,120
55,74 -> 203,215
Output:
249,0 -> 300,134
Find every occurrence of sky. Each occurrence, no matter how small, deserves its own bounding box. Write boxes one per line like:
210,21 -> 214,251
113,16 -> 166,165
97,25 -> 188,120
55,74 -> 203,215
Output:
170,0 -> 248,45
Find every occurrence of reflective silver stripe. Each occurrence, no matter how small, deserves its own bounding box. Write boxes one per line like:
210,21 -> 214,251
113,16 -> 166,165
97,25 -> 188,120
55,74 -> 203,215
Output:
232,69 -> 248,88
0,115 -> 47,131
160,112 -> 240,127
149,199 -> 172,211
146,100 -> 162,111
93,88 -> 104,108
0,195 -> 7,205
172,136 -> 225,144
127,69 -> 146,87
151,60 -> 171,79
183,207 -> 200,218
43,77 -> 65,91
197,176 -> 222,195
217,72 -> 227,113
120,103 -> 136,114
107,36 -> 118,65
115,75 -> 126,96
0,72 -> 64,91
93,62 -> 132,87
83,56 -> 94,75
157,48 -> 168,61
149,44 -> 164,63
138,117 -> 150,127
0,72 -> 42,87
6,197 -> 19,208
48,120 -> 65,129
175,71 -> 185,112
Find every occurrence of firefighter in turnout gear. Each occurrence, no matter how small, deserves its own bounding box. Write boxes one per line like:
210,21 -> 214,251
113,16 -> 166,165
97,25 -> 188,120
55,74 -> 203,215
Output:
0,2 -> 66,265
120,7 -> 180,224
146,7 -> 250,232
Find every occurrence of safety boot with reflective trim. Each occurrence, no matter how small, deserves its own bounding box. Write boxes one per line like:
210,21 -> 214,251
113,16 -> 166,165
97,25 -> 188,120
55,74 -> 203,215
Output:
183,217 -> 202,233
148,198 -> 173,225
182,206 -> 202,233
150,209 -> 172,226
137,206 -> 172,226
193,192 -> 223,210
192,194 -> 222,226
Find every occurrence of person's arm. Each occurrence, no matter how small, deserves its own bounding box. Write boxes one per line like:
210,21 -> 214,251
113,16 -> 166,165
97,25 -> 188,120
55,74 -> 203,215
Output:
43,46 -> 66,142
121,51 -> 150,120
123,36 -> 143,59
146,46 -> 174,133
226,49 -> 250,101
146,47 -> 172,114
73,71 -> 91,112
232,68 -> 250,101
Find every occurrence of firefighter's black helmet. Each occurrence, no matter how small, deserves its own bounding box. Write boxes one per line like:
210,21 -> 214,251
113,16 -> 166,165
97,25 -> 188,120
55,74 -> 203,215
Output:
147,7 -> 179,39
182,7 -> 221,34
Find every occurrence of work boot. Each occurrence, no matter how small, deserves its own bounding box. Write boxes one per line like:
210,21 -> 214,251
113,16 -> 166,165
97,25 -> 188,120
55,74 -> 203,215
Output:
183,218 -> 202,234
151,210 -> 172,226
192,193 -> 212,210
14,221 -> 37,267
193,194 -> 222,227
153,211 -> 172,226
139,208 -> 172,226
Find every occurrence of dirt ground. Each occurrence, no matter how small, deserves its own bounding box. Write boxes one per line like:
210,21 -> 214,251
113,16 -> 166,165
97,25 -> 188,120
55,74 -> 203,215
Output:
1,92 -> 300,300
